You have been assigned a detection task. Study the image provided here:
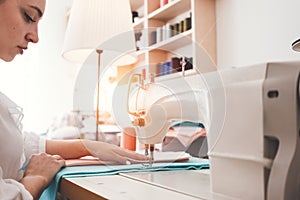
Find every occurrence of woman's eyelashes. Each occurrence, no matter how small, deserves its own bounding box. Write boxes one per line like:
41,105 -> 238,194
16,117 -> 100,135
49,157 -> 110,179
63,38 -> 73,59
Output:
24,12 -> 36,23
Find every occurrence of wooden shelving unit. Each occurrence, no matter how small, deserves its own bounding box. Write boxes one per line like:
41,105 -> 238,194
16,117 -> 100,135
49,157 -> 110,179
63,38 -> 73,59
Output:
130,0 -> 216,81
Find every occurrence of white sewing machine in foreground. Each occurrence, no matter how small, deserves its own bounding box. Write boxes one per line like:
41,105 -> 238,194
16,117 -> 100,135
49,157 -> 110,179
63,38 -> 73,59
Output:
128,61 -> 300,200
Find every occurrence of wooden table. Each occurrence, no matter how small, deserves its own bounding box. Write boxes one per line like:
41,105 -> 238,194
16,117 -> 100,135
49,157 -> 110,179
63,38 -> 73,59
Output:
59,169 -> 211,200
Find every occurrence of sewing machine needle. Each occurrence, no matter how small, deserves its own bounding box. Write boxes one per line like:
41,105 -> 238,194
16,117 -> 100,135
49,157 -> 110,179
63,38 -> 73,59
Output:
149,144 -> 154,166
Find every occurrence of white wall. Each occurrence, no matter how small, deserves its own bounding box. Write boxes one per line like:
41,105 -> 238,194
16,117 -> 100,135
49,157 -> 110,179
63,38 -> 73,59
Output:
216,0 -> 300,68
0,0 -> 76,133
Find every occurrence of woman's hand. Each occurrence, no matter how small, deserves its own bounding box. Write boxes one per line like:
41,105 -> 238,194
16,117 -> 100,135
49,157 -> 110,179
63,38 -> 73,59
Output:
20,153 -> 65,199
81,140 -> 149,165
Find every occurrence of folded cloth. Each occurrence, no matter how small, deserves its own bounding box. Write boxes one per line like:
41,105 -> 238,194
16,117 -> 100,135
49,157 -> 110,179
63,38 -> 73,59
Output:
40,157 -> 209,200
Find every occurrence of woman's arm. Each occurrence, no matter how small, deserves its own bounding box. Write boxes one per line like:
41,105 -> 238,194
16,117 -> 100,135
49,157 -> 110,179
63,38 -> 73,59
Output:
20,153 -> 65,200
46,139 -> 149,164
46,139 -> 90,159
19,174 -> 47,200
0,168 -> 33,200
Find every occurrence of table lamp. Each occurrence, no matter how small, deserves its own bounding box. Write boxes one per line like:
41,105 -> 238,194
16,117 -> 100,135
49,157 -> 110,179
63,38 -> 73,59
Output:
62,0 -> 137,140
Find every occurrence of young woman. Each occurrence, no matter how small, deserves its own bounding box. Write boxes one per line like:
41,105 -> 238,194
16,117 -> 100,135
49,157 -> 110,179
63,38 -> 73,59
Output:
0,0 -> 147,199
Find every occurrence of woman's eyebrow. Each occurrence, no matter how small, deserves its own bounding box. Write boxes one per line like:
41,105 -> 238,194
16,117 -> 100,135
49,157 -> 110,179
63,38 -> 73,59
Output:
29,5 -> 43,18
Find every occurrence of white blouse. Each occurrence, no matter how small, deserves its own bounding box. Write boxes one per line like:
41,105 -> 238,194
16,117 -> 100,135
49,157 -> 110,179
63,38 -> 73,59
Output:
0,92 -> 46,200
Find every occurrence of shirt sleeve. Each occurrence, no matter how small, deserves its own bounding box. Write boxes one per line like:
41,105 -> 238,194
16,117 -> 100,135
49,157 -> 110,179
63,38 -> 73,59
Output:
0,168 -> 33,200
23,132 -> 46,159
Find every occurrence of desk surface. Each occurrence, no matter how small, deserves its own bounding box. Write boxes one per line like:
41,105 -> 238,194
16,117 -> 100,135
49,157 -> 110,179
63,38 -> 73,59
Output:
59,169 -> 211,200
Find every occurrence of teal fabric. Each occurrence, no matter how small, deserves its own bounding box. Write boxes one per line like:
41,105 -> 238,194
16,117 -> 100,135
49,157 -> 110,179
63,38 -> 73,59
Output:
170,120 -> 205,128
40,157 -> 209,200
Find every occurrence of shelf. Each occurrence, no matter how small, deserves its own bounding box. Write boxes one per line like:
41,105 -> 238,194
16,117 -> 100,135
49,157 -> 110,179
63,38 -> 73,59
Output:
136,49 -> 147,56
149,29 -> 192,52
148,0 -> 191,21
133,18 -> 145,29
154,68 -> 197,82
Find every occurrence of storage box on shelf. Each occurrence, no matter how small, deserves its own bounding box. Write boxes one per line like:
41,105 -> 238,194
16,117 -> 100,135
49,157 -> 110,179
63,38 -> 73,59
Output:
130,0 -> 216,81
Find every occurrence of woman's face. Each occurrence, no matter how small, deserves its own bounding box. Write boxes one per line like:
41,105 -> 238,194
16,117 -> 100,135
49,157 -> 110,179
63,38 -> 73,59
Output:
0,0 -> 46,61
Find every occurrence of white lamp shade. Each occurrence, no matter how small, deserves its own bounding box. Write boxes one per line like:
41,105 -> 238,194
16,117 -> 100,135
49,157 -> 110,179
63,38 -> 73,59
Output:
62,0 -> 136,64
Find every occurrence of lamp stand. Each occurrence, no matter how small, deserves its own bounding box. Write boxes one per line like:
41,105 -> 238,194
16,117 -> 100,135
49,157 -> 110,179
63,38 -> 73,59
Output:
96,49 -> 103,141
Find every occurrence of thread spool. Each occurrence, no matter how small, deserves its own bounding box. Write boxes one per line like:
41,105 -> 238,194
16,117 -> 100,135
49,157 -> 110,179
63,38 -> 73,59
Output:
121,127 -> 136,151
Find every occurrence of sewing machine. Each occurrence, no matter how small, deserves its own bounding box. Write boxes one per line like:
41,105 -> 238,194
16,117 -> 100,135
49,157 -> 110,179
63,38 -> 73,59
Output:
127,62 -> 300,199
